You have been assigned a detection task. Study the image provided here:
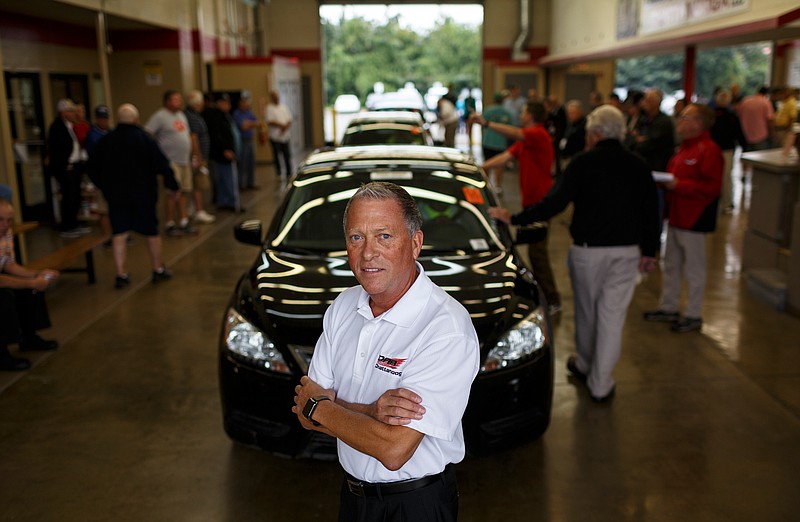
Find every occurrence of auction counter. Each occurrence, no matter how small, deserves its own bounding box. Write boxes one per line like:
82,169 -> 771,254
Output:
740,149 -> 800,316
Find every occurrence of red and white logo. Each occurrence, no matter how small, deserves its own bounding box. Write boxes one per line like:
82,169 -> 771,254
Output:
374,355 -> 407,376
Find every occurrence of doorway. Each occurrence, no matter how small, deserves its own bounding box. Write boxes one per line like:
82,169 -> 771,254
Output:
4,72 -> 50,222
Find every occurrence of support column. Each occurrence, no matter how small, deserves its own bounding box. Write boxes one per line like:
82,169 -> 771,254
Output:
683,45 -> 696,101
96,11 -> 113,119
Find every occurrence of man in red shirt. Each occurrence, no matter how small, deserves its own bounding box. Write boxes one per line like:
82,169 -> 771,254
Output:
644,103 -> 723,333
471,101 -> 560,313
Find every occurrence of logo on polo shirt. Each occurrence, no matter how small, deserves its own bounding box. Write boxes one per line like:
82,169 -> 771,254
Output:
375,355 -> 407,377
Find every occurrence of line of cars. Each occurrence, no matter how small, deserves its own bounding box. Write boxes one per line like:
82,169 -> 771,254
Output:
218,103 -> 556,459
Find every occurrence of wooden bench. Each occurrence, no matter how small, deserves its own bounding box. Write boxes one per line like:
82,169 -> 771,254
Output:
10,221 -> 39,262
26,234 -> 107,284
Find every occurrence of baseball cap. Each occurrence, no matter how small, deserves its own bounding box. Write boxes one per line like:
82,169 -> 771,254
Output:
94,105 -> 111,119
57,99 -> 77,112
215,92 -> 231,102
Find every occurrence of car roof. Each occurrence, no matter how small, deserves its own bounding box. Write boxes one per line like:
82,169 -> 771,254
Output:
298,145 -> 481,179
345,111 -> 425,126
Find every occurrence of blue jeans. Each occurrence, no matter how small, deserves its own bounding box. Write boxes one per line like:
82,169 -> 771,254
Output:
212,161 -> 239,208
238,139 -> 255,188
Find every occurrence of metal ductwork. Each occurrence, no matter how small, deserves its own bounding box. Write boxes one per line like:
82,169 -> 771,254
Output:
512,0 -> 531,61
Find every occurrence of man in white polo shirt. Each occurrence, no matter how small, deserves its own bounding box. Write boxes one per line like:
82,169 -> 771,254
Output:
292,182 -> 479,521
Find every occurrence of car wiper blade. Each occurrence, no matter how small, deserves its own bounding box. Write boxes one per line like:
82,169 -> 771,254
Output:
272,245 -> 322,256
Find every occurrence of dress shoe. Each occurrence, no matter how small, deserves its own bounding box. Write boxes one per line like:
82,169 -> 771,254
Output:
152,266 -> 173,284
590,386 -> 615,403
671,316 -> 702,333
643,309 -> 680,322
566,355 -> 587,383
0,346 -> 31,371
19,334 -> 58,352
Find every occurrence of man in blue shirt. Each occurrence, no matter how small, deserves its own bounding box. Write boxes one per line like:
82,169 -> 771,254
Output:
232,93 -> 260,191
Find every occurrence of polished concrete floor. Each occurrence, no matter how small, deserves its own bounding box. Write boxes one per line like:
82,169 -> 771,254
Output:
2,154 -> 800,521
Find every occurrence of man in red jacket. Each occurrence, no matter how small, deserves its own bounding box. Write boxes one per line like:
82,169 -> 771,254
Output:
644,103 -> 723,333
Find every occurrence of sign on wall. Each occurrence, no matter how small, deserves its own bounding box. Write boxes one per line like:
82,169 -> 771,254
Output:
619,0 -> 752,39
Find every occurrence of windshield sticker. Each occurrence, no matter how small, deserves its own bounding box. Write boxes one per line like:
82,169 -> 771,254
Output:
463,186 -> 484,205
469,238 -> 489,251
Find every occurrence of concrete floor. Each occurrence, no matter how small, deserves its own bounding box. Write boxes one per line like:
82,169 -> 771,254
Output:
2,154 -> 800,521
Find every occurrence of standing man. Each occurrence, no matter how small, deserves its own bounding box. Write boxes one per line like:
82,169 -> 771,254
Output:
644,104 -> 723,333
83,105 -> 114,244
437,95 -> 459,148
87,104 -> 178,288
232,92 -> 260,191
478,92 -> 513,192
470,101 -> 561,314
1,198 -> 60,371
184,90 -> 216,224
488,106 -> 660,403
560,100 -> 587,167
773,87 -> 798,147
632,89 -> 675,173
46,99 -> 87,238
710,90 -> 746,214
503,85 -> 525,125
292,182 -> 479,521
204,93 -> 242,212
737,86 -> 775,151
145,90 -> 195,236
265,90 -> 293,183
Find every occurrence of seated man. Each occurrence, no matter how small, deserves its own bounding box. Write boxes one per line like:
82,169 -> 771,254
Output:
0,198 -> 59,371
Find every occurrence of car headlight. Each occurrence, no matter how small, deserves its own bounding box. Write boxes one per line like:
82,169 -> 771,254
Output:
223,308 -> 290,374
481,309 -> 547,373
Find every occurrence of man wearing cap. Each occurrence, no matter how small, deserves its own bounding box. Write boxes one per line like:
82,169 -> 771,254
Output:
46,99 -> 88,238
145,90 -> 196,237
232,93 -> 260,191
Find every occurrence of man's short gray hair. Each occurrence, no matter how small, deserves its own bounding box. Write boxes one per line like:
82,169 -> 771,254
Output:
186,90 -> 204,107
343,182 -> 422,238
586,105 -> 627,142
117,103 -> 139,124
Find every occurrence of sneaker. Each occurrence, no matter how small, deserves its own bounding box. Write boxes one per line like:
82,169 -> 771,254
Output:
670,316 -> 702,333
152,267 -> 172,284
180,222 -> 199,235
193,210 -> 216,224
590,386 -> 616,403
643,309 -> 680,322
165,224 -> 183,237
60,229 -> 82,238
115,274 -> 131,289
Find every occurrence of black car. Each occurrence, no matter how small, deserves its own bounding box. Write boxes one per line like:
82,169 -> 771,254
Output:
219,145 -> 554,458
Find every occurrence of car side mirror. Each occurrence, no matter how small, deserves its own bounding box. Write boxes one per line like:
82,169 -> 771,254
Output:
234,220 -> 263,245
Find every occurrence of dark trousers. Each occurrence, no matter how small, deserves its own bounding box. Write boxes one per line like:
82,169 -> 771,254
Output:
527,229 -> 560,307
58,164 -> 83,231
0,288 -> 51,346
269,140 -> 292,178
338,467 -> 458,522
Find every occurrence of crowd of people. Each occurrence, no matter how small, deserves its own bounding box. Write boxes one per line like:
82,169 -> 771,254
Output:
469,82 -> 799,403
1,89 -> 295,370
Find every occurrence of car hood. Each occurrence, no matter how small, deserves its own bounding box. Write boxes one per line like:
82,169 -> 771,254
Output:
245,248 -> 537,349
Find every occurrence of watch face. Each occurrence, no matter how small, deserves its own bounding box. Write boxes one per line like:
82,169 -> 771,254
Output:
302,397 -> 316,420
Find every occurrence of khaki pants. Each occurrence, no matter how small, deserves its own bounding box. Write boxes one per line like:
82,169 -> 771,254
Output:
568,244 -> 639,398
660,227 -> 708,318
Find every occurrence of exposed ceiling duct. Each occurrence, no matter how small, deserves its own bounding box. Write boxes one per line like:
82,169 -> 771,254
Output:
512,0 -> 531,61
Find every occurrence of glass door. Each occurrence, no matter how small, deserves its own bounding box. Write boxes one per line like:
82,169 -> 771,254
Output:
4,72 -> 50,222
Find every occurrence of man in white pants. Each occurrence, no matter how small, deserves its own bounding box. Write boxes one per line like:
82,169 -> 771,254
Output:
489,105 -> 660,402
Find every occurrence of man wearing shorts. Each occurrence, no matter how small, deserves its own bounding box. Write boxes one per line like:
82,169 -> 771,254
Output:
145,90 -> 196,237
87,104 -> 178,288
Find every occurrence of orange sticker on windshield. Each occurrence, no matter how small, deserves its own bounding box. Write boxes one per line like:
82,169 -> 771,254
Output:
462,186 -> 484,205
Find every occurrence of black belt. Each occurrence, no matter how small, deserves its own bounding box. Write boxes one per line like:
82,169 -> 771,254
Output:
344,467 -> 450,497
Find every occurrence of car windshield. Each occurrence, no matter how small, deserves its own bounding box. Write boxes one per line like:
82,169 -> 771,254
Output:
271,171 -> 504,254
341,124 -> 427,146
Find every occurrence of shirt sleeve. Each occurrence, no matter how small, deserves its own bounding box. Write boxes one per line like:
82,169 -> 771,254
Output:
402,329 -> 479,442
307,301 -> 337,389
